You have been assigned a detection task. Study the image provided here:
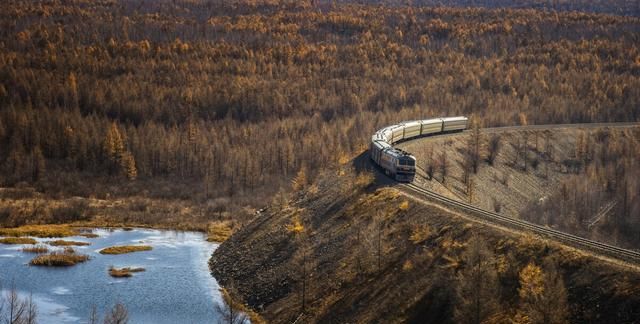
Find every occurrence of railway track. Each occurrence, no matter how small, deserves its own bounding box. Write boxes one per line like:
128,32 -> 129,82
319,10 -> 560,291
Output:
394,122 -> 640,265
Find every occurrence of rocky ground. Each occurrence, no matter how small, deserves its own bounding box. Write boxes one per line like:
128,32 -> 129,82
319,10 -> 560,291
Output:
210,163 -> 640,323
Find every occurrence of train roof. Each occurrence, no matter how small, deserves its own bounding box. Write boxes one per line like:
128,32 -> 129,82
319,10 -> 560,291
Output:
401,120 -> 422,128
384,147 -> 415,159
420,118 -> 442,125
441,116 -> 468,122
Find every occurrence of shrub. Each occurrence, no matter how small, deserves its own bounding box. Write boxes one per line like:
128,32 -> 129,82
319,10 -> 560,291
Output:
22,244 -> 49,253
99,245 -> 153,255
108,266 -> 146,278
30,251 -> 90,266
51,200 -> 93,223
409,225 -> 432,244
0,237 -> 36,244
48,240 -> 91,246
0,224 -> 77,238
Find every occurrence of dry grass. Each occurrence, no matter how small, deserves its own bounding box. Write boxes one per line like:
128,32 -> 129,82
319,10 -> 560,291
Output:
30,250 -> 90,266
207,222 -> 233,243
22,244 -> 49,253
409,225 -> 432,244
0,237 -> 36,244
78,233 -> 99,238
48,240 -> 91,246
0,225 -> 77,238
108,266 -> 146,278
99,245 -> 153,255
398,200 -> 410,211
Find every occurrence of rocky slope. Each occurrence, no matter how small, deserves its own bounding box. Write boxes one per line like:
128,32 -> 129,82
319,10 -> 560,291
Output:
210,166 -> 640,323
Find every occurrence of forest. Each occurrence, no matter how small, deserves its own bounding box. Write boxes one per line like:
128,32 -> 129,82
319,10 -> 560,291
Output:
0,0 -> 639,226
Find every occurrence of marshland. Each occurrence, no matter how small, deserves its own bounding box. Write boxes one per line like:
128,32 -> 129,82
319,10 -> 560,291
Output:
0,228 -> 229,323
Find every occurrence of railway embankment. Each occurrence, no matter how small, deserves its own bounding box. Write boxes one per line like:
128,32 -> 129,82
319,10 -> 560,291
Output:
210,161 -> 640,323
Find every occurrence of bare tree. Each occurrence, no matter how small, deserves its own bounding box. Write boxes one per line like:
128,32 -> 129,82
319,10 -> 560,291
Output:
103,302 -> 128,324
521,131 -> 529,172
486,134 -> 501,166
88,305 -> 100,324
24,293 -> 37,324
291,231 -> 311,314
468,117 -> 483,173
216,282 -> 249,324
438,149 -> 449,184
455,235 -> 500,324
0,281 -> 4,320
422,145 -> 435,180
6,283 -> 26,324
466,176 -> 474,203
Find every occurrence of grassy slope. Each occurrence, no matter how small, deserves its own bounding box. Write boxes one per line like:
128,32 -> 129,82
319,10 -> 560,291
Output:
210,168 -> 640,323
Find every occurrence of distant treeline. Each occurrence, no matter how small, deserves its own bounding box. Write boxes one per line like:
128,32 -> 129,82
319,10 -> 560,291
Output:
325,0 -> 640,17
0,0 -> 638,202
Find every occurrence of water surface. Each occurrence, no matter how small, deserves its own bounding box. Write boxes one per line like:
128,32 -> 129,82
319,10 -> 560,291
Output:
0,228 -> 225,323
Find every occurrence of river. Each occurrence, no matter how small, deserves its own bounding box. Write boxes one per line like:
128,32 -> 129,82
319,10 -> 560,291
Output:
0,228 -> 227,323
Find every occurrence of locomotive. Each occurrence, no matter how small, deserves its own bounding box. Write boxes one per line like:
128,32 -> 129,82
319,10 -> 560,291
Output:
370,117 -> 468,182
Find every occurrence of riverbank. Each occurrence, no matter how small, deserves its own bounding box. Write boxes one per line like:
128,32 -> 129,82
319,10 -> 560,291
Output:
0,186 -> 245,243
0,221 -> 233,244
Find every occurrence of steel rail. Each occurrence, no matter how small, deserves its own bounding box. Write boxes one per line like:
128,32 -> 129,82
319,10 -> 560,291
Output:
391,122 -> 640,264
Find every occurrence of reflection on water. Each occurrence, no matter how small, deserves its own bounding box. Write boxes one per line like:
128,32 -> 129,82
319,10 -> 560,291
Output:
0,228 -> 226,324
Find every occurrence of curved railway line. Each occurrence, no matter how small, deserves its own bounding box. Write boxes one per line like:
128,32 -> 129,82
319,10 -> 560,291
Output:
387,122 -> 640,265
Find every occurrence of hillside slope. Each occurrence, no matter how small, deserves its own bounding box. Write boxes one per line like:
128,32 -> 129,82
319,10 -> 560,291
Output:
210,167 -> 640,323
399,125 -> 640,249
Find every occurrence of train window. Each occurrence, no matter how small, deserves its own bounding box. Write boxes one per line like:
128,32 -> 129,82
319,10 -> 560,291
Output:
397,159 -> 415,166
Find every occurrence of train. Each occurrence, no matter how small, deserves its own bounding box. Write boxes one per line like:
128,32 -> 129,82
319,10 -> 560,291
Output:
370,116 -> 469,182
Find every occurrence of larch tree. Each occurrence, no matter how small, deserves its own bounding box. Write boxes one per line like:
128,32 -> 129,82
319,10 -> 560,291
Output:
454,235 -> 500,324
517,260 -> 569,324
104,123 -> 137,180
468,117 -> 483,174
31,146 -> 45,181
438,149 -> 449,185
104,123 -> 125,174
486,134 -> 501,166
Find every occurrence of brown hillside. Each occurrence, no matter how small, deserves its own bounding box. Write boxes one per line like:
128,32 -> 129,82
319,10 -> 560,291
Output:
210,166 -> 640,323
399,125 -> 640,249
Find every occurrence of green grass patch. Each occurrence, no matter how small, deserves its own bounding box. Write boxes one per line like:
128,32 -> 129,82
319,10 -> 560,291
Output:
48,240 -> 91,246
108,266 -> 146,278
22,244 -> 49,253
0,225 -> 77,238
99,245 -> 153,255
30,250 -> 90,266
0,237 -> 36,244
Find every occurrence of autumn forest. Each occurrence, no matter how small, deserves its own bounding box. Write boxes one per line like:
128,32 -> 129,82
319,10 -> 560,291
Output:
1,0 -> 639,225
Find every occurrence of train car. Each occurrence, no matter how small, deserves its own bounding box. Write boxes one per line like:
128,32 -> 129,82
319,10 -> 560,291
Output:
441,116 -> 468,132
370,116 -> 467,182
402,121 -> 422,140
420,118 -> 444,135
390,125 -> 405,144
369,140 -> 391,165
377,148 -> 416,182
